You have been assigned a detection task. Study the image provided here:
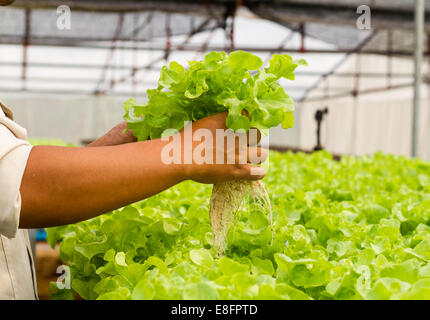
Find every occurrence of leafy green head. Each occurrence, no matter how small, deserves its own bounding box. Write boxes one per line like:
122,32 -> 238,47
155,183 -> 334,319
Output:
123,51 -> 307,141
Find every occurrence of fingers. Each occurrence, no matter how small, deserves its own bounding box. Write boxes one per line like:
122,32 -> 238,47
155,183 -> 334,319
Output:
233,146 -> 267,181
235,146 -> 268,165
118,123 -> 138,143
240,110 -> 261,146
247,146 -> 268,164
247,128 -> 262,146
234,164 -> 266,181
200,112 -> 228,131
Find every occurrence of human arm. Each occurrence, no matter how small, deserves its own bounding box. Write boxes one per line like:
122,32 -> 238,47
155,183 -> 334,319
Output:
19,112 -> 266,229
86,121 -> 137,147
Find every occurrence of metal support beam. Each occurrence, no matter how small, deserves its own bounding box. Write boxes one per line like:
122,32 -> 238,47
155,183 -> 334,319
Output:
0,61 -> 417,79
21,9 -> 31,90
108,18 -> 215,91
412,0 -> 425,157
248,1 -> 430,31
2,34 -> 430,57
303,83 -> 414,102
95,13 -> 125,95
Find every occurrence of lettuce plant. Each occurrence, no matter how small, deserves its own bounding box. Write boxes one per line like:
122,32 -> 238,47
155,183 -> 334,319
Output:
48,151 -> 430,300
123,51 -> 306,139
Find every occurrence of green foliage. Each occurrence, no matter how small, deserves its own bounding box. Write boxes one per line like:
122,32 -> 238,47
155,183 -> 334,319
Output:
48,151 -> 430,300
123,51 -> 305,140
28,138 -> 74,147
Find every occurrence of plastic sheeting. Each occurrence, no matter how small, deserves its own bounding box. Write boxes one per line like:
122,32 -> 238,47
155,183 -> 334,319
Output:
1,94 -> 126,145
2,92 -> 302,149
300,53 -> 430,159
0,8 -> 218,45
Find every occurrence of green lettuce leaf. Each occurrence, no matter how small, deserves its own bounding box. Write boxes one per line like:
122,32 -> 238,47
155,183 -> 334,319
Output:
123,51 -> 305,139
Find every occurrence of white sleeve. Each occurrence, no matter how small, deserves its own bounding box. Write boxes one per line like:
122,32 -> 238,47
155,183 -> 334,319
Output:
0,110 -> 32,239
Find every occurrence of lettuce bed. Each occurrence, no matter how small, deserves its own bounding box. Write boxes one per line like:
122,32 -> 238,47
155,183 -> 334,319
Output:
48,151 -> 430,300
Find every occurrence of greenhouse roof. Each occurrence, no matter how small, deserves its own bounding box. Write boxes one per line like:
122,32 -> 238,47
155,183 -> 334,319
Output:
0,0 -> 428,100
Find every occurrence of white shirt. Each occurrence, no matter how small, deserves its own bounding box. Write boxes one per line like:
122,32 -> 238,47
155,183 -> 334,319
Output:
0,101 -> 37,300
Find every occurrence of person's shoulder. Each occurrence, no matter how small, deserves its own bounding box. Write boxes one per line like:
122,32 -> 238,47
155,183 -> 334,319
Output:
0,100 -> 14,120
0,101 -> 28,141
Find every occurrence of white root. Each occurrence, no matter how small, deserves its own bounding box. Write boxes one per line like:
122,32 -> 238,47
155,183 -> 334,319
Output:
209,180 -> 273,256
248,180 -> 273,246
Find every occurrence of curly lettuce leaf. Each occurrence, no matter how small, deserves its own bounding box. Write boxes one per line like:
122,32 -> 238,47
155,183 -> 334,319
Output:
47,151 -> 430,300
123,51 -> 305,140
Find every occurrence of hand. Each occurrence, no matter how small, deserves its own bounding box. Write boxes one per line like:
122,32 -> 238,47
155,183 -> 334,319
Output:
20,112 -> 266,228
173,112 -> 268,184
87,122 -> 137,147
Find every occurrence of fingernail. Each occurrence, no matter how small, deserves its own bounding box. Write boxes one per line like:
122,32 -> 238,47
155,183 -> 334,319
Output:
250,166 -> 266,176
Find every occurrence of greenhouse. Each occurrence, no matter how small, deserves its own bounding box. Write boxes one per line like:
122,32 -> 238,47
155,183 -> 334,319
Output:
1,0 -> 430,305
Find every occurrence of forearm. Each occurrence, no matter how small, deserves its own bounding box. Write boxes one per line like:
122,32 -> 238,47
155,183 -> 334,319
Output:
19,139 -> 184,228
86,121 -> 136,147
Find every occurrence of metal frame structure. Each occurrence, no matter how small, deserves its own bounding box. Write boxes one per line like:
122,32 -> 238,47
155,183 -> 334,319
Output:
1,1 -> 426,92
413,0 -> 425,157
0,0 -> 428,155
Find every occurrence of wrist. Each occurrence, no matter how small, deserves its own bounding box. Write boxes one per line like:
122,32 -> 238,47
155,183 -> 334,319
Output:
179,163 -> 198,182
145,137 -> 190,183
